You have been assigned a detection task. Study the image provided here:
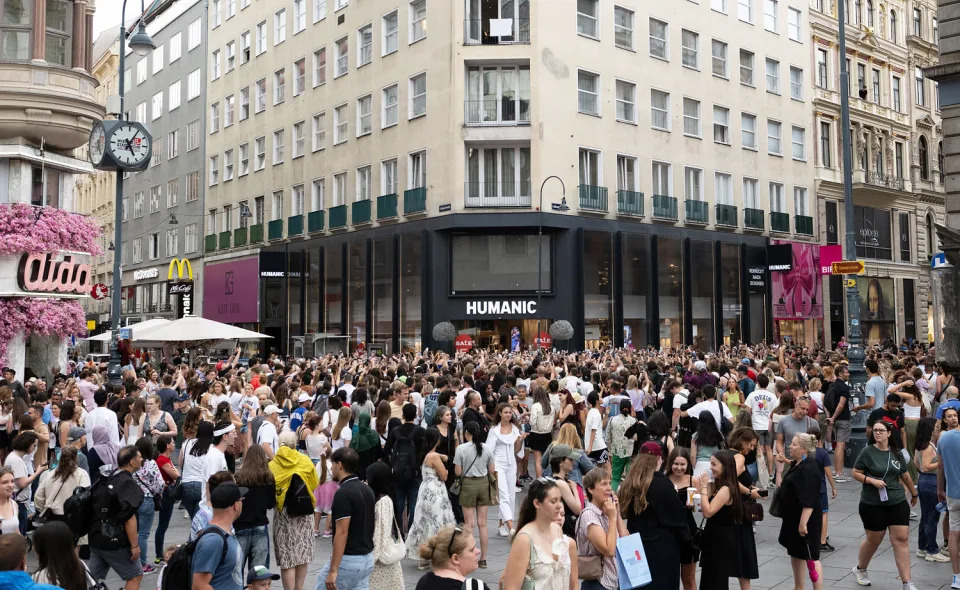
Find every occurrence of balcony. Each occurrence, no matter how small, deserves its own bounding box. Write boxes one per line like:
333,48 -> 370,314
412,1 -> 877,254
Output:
865,171 -> 906,191
377,194 -> 398,220
204,234 -> 217,253
249,223 -> 264,243
465,99 -> 531,126
218,231 -> 231,250
716,204 -> 738,228
268,219 -> 283,240
288,214 -> 304,237
330,205 -> 348,229
464,18 -> 530,45
795,215 -> 814,236
578,185 -> 608,212
652,195 -> 678,221
616,190 -> 644,217
465,183 -> 532,208
744,208 -> 765,231
307,210 -> 325,233
353,200 -> 372,225
770,212 -> 790,233
404,187 -> 427,215
234,227 -> 248,248
684,200 -> 709,225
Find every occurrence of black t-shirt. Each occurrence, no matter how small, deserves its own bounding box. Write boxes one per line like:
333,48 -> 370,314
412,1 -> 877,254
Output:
234,484 -> 276,530
827,380 -> 852,421
89,470 -> 144,549
331,476 -> 375,555
868,407 -> 906,450
414,572 -> 490,590
157,387 -> 178,413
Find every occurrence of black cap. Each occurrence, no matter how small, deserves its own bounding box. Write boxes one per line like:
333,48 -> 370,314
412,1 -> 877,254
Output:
209,482 -> 248,509
247,565 -> 281,583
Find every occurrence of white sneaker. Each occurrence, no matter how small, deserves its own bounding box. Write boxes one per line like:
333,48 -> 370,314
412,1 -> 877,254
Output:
951,574 -> 960,589
925,552 -> 951,563
852,566 -> 872,586
902,582 -> 918,590
909,510 -> 919,521
497,524 -> 509,537
942,546 -> 952,557
183,511 -> 189,519
917,550 -> 928,558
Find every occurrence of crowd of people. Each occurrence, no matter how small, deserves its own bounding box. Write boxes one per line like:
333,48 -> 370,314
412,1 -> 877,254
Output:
0,340 -> 956,590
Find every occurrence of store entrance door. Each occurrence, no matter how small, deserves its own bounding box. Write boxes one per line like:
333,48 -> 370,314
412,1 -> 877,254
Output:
455,319 -> 549,351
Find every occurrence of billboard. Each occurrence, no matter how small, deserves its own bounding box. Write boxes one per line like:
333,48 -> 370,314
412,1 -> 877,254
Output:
771,241 -> 824,320
858,276 -> 896,345
203,257 -> 259,323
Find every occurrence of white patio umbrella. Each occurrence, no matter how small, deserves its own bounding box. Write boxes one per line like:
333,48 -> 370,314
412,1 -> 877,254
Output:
85,318 -> 172,342
132,314 -> 269,347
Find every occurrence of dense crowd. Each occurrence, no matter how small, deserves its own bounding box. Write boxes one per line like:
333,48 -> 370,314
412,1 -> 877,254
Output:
0,340 -> 956,590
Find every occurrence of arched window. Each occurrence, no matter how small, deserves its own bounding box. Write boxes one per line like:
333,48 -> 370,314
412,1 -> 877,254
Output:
890,10 -> 898,42
867,0 -> 874,27
919,136 -> 929,180
927,214 -> 937,257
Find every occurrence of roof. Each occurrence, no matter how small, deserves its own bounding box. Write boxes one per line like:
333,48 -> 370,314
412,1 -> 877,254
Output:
90,28 -> 119,65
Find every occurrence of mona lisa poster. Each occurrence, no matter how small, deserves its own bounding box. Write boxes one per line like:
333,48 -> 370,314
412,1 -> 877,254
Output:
857,277 -> 895,345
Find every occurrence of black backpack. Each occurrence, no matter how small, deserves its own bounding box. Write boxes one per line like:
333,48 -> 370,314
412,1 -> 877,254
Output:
391,433 -> 418,483
62,484 -> 94,538
161,527 -> 229,590
284,474 -> 314,516
823,383 -> 838,415
716,400 -> 734,437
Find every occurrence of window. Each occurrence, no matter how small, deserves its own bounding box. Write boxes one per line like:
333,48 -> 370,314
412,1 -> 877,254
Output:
209,155 -> 219,185
857,62 -> 866,94
293,121 -> 305,157
146,237 -> 155,262
185,120 -> 200,152
934,17 -> 939,43
913,7 -> 921,36
380,10 -> 400,56
711,0 -> 727,13
712,40 -> 728,78
150,147 -> 161,167
789,66 -> 803,100
136,101 -> 146,123
681,29 -> 698,69
312,179 -> 325,210
314,0 -> 326,22
872,68 -> 881,103
820,121 -> 831,167
151,91 -> 163,120
615,80 -> 636,123
152,45 -> 163,74
123,68 -> 131,92
738,0 -> 753,22
382,84 -> 398,128
358,24 -> 372,66
224,149 -> 234,180
183,224 -> 198,253
649,18 -> 668,59
765,58 -> 779,93
578,148 -> 601,186
684,167 -> 703,201
895,141 -> 904,178
866,0 -> 874,26
334,104 -> 348,144
239,86 -> 249,120
226,41 -> 235,71
816,49 -> 828,89
209,102 -> 219,132
188,18 -> 202,50
409,150 -> 427,188
312,112 -> 325,151
273,129 -> 284,164
211,50 -> 220,79
767,119 -> 782,154
740,49 -> 754,85
188,69 -> 201,100
165,228 -> 178,257
683,97 -> 700,137
577,70 -> 600,115
614,6 -> 634,50
409,72 -> 427,118
240,31 -> 250,63
122,197 -> 129,221
254,136 -> 266,170
617,155 -> 638,192
290,185 -> 304,216
356,167 -> 372,201
272,191 -> 283,220
650,89 -> 670,130
577,0 -> 599,38
239,143 -> 249,175
168,81 -> 181,111
274,9 -> 286,44
651,161 -> 671,196
916,67 -> 925,106
166,178 -> 179,207
224,94 -> 234,126
892,76 -> 901,111
382,159 -> 398,194
769,182 -> 784,212
294,58 -> 305,95
136,58 -> 147,85
787,7 -> 801,40
186,171 -> 200,202
150,185 -> 161,213
313,48 -> 326,86
211,0 -> 221,26
256,21 -> 266,55
794,187 -> 808,216
167,129 -> 179,159
919,136 -> 929,180
274,68 -> 285,104
715,173 -> 732,204
742,113 -> 757,149
255,78 -> 266,112
133,192 -> 144,218
713,106 -> 730,144
294,0 -> 305,32
334,37 -> 348,77
791,126 -> 805,160
333,173 -> 347,206
890,9 -> 898,42
763,0 -> 778,32
743,178 -> 758,209
357,95 -> 372,136
410,0 -> 427,42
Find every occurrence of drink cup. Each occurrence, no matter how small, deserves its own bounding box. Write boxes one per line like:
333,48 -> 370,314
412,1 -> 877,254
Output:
686,487 -> 696,505
693,493 -> 702,512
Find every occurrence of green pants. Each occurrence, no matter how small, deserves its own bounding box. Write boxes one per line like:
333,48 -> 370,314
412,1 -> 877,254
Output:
612,454 -> 631,491
905,418 -> 919,484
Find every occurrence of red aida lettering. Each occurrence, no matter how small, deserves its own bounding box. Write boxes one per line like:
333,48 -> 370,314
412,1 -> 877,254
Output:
18,253 -> 93,296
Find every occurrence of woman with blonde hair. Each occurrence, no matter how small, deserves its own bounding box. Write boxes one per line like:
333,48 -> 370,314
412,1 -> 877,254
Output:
142,393 -> 178,443
541,423 -> 596,485
413,526 -> 488,590
330,406 -> 353,451
124,398 -> 146,446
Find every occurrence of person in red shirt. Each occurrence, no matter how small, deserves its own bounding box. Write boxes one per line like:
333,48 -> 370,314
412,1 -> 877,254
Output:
153,435 -> 180,567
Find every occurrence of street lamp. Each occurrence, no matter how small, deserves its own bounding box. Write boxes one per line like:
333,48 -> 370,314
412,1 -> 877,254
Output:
107,2 -> 154,384
537,176 -> 568,353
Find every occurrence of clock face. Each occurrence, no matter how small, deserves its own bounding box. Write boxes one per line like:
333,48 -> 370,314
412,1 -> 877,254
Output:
88,124 -> 106,166
108,123 -> 151,168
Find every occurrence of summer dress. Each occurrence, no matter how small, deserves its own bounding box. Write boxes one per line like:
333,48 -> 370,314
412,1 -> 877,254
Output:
403,463 -> 456,559
518,530 -> 572,590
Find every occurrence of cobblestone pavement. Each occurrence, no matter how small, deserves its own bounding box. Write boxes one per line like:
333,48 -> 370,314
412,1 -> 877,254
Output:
43,475 -> 959,589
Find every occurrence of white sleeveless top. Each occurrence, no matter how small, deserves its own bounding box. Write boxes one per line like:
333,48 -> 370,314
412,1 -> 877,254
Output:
903,404 -> 922,419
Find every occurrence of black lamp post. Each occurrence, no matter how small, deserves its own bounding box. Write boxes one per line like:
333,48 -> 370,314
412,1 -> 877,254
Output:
537,176 -> 568,353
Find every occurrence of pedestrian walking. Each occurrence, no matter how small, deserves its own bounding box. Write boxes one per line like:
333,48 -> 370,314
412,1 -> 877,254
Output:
270,431 -> 318,590
317,447 -> 376,590
234,443 -> 277,574
936,410 -> 960,589
777,433 -> 823,590
180,420 -> 213,519
87,445 -> 144,590
366,462 -> 403,589
404,427 -> 456,564
486,402 -> 525,537
31,521 -> 87,590
191,481 -> 247,590
501,478 -> 576,590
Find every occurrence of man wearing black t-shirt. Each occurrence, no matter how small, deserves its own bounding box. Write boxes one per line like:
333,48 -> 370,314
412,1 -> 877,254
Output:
868,394 -> 906,452
825,366 -> 852,482
318,447 -> 375,590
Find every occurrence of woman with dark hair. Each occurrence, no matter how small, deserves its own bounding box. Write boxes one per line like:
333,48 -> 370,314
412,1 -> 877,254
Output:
374,400 -> 392,445
698,450 -> 747,590
914,416 -> 947,561
180,420 -> 214,519
31,521 -> 87,590
434,406 -> 462,524
367,461 -> 403,589
454,421 -> 496,569
666,447 -> 702,590
153,435 -> 180,565
56,401 -> 77,458
626,409 -> 675,463
34,446 -> 89,524
501,478 -> 576,590
889,376 -> 925,483
133,436 -> 164,573
527,385 -> 555,479
234,443 -> 277,574
405,427 -> 456,566
352,387 -> 376,418
691,414 -> 724,478
349,412 -> 380,480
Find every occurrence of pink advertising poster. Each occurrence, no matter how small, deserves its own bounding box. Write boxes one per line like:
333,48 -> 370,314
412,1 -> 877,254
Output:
819,245 -> 843,275
772,241 -> 824,320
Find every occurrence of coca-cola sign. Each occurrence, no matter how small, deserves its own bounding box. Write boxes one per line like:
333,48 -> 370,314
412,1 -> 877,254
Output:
17,252 -> 92,296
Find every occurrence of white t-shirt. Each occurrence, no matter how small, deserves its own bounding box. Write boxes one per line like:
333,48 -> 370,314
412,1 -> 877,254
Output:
744,391 -> 777,432
516,378 -> 532,392
808,391 -> 825,413
240,395 -> 260,422
257,421 -> 279,455
338,384 -> 356,404
673,393 -> 689,411
181,438 -> 205,483
455,388 -> 471,412
84,407 -> 120,450
584,408 -> 607,452
321,409 -> 339,433
4,453 -> 29,502
578,381 -> 595,398
331,427 -> 352,451
200,446 -> 227,506
228,392 -> 244,414
685,399 -> 733,429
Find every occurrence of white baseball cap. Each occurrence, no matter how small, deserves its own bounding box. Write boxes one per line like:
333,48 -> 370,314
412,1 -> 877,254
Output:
263,405 -> 280,415
297,393 -> 312,404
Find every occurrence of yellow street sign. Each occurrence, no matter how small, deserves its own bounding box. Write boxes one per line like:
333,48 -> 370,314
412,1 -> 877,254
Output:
844,279 -> 856,288
831,260 -> 865,275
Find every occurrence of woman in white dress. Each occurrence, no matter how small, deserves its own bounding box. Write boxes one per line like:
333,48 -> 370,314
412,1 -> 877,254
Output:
486,402 -> 527,537
501,478 -> 576,590
367,462 -> 404,590
404,428 -> 456,567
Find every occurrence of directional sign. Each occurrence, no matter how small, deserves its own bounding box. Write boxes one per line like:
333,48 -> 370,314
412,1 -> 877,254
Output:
831,260 -> 865,275
118,327 -> 132,340
931,253 -> 952,269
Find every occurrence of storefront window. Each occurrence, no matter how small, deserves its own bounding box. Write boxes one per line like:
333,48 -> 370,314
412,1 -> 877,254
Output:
658,237 -> 683,347
622,233 -> 650,349
690,240 -> 714,350
400,233 -> 422,352
324,245 -> 342,334
451,234 -> 549,293
854,205 -> 892,260
720,243 -> 741,345
306,248 -> 321,333
347,242 -> 366,351
584,230 -> 612,349
372,237 -> 393,351
288,251 -> 303,339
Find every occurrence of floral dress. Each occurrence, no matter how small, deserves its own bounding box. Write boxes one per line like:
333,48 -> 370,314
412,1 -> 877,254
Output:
134,459 -> 165,497
404,464 -> 455,559
370,496 -> 404,590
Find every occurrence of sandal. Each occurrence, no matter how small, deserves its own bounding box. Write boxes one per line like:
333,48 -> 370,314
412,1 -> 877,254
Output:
478,559 -> 487,569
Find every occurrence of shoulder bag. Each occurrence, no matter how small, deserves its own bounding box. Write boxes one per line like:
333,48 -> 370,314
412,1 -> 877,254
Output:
450,452 -> 479,496
28,475 -> 67,531
574,508 -> 603,581
768,486 -> 783,518
378,513 -> 406,565
742,499 -> 764,522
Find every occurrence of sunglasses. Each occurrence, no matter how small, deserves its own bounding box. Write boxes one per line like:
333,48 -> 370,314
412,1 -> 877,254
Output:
447,526 -> 463,557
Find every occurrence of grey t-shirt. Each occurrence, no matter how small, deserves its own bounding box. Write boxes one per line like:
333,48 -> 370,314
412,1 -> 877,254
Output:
776,414 -> 820,448
865,375 -> 887,406
454,442 -> 493,477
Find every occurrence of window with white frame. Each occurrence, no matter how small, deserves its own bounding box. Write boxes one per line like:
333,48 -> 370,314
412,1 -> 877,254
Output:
409,73 -> 427,118
254,136 -> 266,170
614,6 -> 634,50
913,7 -> 921,36
357,95 -> 372,136
148,234 -> 159,260
335,37 -> 348,77
273,129 -> 284,163
150,185 -> 161,213
816,49 -> 828,88
152,45 -> 163,74
409,150 -> 426,188
712,39 -> 727,78
740,49 -> 754,85
311,179 -> 325,210
255,78 -> 266,112
615,80 -> 636,123
167,178 -> 179,207
578,148 -> 601,186
293,121 -> 305,157
333,173 -> 346,206
743,178 -> 758,209
209,155 -> 219,185
767,119 -> 782,154
791,126 -> 805,160
224,149 -> 234,180
820,121 -> 831,167
334,104 -> 348,144
166,81 -> 181,112
294,58 -> 305,95
787,7 -> 801,40
313,48 -> 326,87
682,97 -> 700,137
577,70 -> 600,115
134,192 -> 144,217
314,0 -> 326,22
382,85 -> 398,127
312,112 -> 325,151
652,161 -> 671,196
188,69 -> 201,99
649,18 -> 667,59
187,172 -> 200,201
239,143 -> 249,175
272,191 -> 283,220
711,0 -> 727,13
684,167 -> 703,201
185,224 -> 198,253
715,172 -> 732,204
383,10 -> 398,55
152,92 -> 163,120
274,69 -> 285,104
617,155 -> 638,192
241,31 -> 250,63
209,102 -> 219,132
136,102 -> 146,123
188,18 -> 201,50
187,120 -> 200,151
357,166 -> 372,201
130,237 -> 141,264
765,58 -> 779,93
764,0 -> 778,32
463,147 -> 532,203
167,129 -> 179,159
224,94 -> 235,126
226,41 -> 235,71
122,197 -> 128,221
769,182 -> 784,212
789,66 -> 803,100
892,76 -> 901,111
137,58 -> 147,84
382,159 -> 397,194
872,68 -> 881,103
713,106 -> 730,144
738,0 -> 753,22
681,29 -> 698,69
294,0 -> 305,32
240,86 -> 249,120
256,21 -> 266,55
741,112 -> 757,149
292,185 -> 304,215
211,0 -> 221,25
410,0 -> 426,42
358,24 -> 372,66
274,9 -> 286,44
651,89 -> 670,130
211,50 -> 220,79
577,0 -> 598,38
794,187 -> 808,215
916,66 -> 925,106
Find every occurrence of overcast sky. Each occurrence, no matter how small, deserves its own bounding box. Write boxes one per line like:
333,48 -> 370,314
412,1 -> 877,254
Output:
93,0 -> 125,36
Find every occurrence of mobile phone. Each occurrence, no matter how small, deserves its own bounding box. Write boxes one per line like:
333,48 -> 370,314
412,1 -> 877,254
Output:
878,487 -> 889,502
758,489 -> 769,498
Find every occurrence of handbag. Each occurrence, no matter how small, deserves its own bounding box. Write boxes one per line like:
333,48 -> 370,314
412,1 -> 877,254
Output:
743,500 -> 764,522
574,508 -> 603,581
769,486 -> 783,518
28,476 -> 67,531
450,453 -> 480,496
164,477 -> 183,501
135,472 -> 162,512
378,514 -> 406,565
688,518 -> 705,562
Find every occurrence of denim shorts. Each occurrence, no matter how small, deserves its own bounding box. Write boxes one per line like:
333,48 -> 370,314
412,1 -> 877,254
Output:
317,552 -> 374,590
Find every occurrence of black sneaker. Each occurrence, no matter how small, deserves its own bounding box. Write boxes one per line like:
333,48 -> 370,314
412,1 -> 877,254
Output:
821,542 -> 836,552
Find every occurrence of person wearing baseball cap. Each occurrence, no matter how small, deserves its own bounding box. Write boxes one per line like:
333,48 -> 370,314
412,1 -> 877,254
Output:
258,406 -> 281,459
246,565 -> 280,589
289,393 -> 312,432
65,426 -> 89,472
192,482 -> 247,589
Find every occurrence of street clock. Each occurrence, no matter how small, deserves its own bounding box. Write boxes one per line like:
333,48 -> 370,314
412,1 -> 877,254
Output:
87,120 -> 153,171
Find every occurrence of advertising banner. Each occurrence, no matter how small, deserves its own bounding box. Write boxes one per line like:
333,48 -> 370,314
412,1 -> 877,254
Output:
203,258 -> 259,323
858,276 -> 896,345
771,241 -> 824,320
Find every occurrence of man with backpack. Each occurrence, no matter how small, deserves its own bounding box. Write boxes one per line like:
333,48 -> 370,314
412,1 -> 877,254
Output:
88,445 -> 145,590
191,482 -> 247,590
382,403 -> 424,534
317,448 -> 375,590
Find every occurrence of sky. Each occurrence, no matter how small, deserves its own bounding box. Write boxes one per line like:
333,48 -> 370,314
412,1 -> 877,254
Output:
93,0 -> 126,36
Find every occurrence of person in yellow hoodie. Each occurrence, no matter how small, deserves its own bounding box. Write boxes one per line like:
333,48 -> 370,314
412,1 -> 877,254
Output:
269,431 -> 319,590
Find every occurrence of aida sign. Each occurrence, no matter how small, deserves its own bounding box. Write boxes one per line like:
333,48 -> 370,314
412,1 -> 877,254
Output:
17,252 -> 92,296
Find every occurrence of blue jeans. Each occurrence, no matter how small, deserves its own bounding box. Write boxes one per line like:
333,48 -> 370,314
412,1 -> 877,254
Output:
136,499 -> 155,566
393,479 -> 420,533
154,491 -> 175,560
16,500 -> 27,536
316,552 -> 374,590
181,481 -> 202,520
918,472 -> 940,553
235,525 -> 270,573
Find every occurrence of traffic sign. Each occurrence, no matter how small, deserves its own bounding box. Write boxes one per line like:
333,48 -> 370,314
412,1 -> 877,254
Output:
831,260 -> 865,275
90,283 -> 109,300
931,253 -> 952,269
844,279 -> 856,288
118,327 -> 132,340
